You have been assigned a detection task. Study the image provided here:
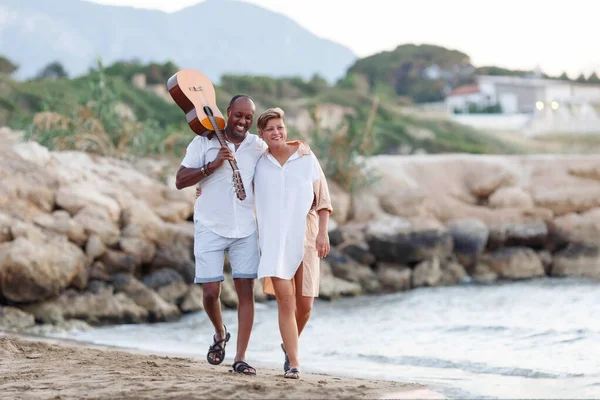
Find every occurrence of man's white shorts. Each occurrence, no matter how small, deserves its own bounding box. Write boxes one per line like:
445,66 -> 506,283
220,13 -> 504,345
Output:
193,221 -> 259,283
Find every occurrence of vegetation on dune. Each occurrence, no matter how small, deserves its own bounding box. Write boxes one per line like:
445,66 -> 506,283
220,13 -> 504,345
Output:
0,51 -> 528,190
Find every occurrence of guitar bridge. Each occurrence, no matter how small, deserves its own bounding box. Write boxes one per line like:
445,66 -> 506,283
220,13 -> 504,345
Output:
189,86 -> 204,91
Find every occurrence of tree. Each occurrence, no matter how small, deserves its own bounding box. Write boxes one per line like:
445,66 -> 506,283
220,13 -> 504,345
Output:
587,72 -> 600,84
161,61 -> 179,80
35,61 -> 68,80
0,55 -> 18,75
145,63 -> 164,84
557,71 -> 570,81
575,73 -> 587,83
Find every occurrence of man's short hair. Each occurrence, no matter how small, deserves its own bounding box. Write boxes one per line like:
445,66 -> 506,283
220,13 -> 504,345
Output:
257,107 -> 285,131
229,94 -> 254,108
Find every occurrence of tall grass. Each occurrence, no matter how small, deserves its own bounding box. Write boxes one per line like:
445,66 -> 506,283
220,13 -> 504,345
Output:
309,96 -> 380,193
23,59 -> 189,158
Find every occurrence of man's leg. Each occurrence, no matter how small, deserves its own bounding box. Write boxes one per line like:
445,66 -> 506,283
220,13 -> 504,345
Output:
194,221 -> 227,363
233,278 -> 254,363
227,231 -> 260,372
202,281 -> 226,355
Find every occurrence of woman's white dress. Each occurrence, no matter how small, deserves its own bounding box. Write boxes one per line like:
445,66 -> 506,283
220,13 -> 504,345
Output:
254,143 -> 326,281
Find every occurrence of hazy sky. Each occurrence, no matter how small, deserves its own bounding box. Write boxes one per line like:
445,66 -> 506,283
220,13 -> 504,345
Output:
87,0 -> 598,78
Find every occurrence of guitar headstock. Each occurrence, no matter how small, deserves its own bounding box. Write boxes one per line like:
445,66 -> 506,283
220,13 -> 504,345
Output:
232,171 -> 247,201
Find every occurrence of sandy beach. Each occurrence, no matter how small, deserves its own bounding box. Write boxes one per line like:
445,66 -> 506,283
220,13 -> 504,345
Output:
0,332 -> 443,400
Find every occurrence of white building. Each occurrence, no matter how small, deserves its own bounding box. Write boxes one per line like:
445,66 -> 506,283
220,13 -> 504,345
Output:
445,75 -> 600,135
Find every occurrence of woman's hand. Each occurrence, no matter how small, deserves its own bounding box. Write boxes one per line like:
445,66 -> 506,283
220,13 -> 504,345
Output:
316,231 -> 330,258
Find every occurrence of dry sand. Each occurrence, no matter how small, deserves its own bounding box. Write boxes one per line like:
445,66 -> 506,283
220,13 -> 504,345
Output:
0,332 -> 444,400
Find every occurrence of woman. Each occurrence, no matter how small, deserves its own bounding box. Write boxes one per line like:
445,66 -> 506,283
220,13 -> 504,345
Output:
254,107 -> 333,379
196,107 -> 333,379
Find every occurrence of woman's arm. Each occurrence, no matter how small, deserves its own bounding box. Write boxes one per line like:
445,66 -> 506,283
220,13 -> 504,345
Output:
312,153 -> 333,258
316,209 -> 330,258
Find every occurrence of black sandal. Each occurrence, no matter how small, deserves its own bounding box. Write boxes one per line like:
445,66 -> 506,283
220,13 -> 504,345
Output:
284,367 -> 300,379
207,326 -> 230,365
281,343 -> 290,372
231,360 -> 257,375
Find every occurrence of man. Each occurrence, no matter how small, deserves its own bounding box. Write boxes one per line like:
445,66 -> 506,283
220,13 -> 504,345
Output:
175,94 -> 266,375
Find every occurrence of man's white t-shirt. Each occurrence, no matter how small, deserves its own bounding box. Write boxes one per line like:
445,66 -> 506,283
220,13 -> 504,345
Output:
181,133 -> 267,238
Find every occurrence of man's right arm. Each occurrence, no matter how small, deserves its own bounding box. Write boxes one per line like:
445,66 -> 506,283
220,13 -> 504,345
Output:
175,146 -> 235,190
175,163 -> 214,190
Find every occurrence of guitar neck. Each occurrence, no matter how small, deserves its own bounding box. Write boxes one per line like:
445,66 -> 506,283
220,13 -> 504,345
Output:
208,116 -> 241,172
212,126 -> 228,148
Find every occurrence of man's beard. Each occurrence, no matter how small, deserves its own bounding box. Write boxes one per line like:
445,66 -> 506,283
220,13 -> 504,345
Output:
226,127 -> 246,142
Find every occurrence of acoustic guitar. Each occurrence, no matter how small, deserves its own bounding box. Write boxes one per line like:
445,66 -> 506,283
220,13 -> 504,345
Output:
167,69 -> 246,201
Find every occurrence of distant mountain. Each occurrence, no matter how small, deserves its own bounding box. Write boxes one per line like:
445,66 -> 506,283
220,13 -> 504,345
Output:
0,0 -> 357,82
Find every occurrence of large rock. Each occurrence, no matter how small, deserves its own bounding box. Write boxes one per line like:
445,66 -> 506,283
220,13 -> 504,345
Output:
22,286 -> 148,325
325,248 -> 380,293
121,199 -> 167,243
0,306 -> 36,331
143,268 -> 189,306
349,192 -> 388,223
439,260 -> 470,286
0,213 -> 12,244
552,244 -> 600,279
147,222 -> 195,282
98,249 -> 141,275
327,180 -> 351,224
142,268 -> 185,289
154,201 -> 193,224
180,285 -> 204,313
534,186 -> 600,216
119,228 -> 157,263
318,275 -> 362,300
111,273 -> 180,322
366,217 -> 453,264
488,186 -> 534,209
0,237 -> 88,303
412,257 -> 443,288
359,154 -> 600,232
446,218 -> 489,268
377,264 -> 412,292
485,247 -> 545,280
488,219 -> 549,249
331,223 -> 376,265
551,208 -> 600,247
33,210 -> 88,246
0,149 -> 58,218
55,182 -> 121,223
73,206 -> 120,246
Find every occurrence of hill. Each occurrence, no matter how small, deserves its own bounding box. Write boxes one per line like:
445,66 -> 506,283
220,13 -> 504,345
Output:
0,0 -> 356,83
343,44 -> 581,104
346,44 -> 475,103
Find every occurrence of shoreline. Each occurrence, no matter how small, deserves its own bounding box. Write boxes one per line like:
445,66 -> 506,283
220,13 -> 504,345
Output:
0,331 -> 445,400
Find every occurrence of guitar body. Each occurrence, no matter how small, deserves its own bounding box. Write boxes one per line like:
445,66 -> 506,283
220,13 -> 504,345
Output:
167,69 -> 225,137
167,69 -> 247,201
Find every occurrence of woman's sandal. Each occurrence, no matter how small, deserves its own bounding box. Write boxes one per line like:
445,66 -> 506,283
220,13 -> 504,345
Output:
281,343 -> 290,372
206,326 -> 230,365
231,360 -> 257,375
284,367 -> 300,379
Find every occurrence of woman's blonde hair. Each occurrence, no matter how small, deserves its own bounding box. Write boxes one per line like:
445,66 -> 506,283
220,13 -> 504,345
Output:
257,107 -> 286,131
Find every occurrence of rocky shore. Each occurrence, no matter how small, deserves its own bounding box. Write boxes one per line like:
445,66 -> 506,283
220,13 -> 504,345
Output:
1,127 -> 599,333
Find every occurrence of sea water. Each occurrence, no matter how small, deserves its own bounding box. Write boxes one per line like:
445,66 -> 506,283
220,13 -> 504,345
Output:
54,277 -> 600,399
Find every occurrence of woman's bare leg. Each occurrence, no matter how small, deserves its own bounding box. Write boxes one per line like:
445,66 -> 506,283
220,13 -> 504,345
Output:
272,277 -> 299,369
